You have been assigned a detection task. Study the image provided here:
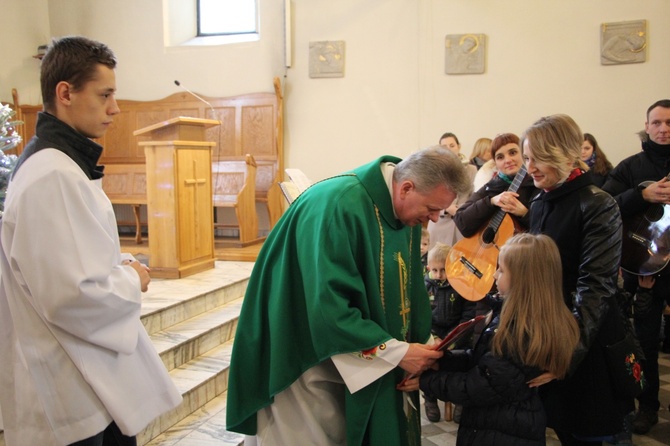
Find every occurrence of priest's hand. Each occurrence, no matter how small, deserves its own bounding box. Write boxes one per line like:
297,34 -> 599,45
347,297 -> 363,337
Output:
399,343 -> 443,375
126,260 -> 151,292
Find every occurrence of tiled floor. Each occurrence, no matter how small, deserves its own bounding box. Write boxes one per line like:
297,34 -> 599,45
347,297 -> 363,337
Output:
145,394 -> 242,446
420,352 -> 670,446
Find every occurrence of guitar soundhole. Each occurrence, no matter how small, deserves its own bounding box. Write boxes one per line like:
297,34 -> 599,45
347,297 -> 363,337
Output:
646,204 -> 665,222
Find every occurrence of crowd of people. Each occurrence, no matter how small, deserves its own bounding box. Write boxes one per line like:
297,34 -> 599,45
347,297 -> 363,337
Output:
227,100 -> 670,446
0,34 -> 668,446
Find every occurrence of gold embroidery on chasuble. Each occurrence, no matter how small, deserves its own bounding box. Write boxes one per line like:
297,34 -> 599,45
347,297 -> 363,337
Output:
395,251 -> 410,340
375,206 -> 386,312
375,206 -> 414,340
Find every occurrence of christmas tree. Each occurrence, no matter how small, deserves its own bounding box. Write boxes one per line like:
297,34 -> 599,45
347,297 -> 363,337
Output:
0,104 -> 22,217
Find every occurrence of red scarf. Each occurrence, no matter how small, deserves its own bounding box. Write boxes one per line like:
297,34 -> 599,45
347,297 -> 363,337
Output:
545,168 -> 583,191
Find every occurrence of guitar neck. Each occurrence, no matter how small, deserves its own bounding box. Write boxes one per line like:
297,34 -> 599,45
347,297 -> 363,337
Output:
508,164 -> 527,194
486,165 -> 528,231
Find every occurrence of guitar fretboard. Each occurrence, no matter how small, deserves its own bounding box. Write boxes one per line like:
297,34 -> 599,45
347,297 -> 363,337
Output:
486,164 -> 528,234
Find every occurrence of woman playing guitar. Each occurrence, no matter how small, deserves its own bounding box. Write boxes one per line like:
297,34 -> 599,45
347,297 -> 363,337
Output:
446,133 -> 539,301
454,133 -> 538,237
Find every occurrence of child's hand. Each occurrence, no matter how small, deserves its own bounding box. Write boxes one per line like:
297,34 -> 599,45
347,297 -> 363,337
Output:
396,376 -> 420,392
638,275 -> 655,289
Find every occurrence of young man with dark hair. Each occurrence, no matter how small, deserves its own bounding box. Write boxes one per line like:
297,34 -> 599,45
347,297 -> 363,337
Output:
0,36 -> 182,446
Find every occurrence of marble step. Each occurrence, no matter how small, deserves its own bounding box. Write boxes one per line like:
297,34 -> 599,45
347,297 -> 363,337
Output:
139,338 -> 239,445
141,267 -> 250,337
143,392 -> 243,446
151,297 -> 242,372
136,263 -> 252,445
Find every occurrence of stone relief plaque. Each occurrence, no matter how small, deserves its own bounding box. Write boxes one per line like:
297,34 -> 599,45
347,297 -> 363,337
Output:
600,20 -> 647,65
309,41 -> 345,78
445,34 -> 486,75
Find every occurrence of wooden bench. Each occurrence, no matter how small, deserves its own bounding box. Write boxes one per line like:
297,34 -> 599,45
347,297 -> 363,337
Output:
11,78 -> 284,245
212,154 -> 260,245
100,156 -> 262,245
101,164 -> 147,243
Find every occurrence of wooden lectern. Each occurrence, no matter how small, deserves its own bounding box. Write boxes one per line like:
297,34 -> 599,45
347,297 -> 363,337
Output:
134,117 -> 220,279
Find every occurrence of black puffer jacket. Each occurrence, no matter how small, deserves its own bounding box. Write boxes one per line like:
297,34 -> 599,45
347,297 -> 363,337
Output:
420,307 -> 546,446
454,174 -> 538,237
529,171 -> 633,436
602,139 -> 670,218
424,275 -> 476,339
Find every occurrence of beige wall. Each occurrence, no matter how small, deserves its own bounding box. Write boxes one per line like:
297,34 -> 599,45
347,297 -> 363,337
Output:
418,1 -> 670,178
1,0 -> 669,183
288,0 -> 670,181
0,0 -> 49,104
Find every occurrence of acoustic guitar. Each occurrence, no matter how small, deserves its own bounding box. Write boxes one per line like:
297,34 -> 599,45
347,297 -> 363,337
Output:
445,165 -> 527,301
621,178 -> 670,276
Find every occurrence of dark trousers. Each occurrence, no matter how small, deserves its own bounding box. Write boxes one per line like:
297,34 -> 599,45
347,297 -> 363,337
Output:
554,429 -> 601,446
623,272 -> 670,413
68,421 -> 136,446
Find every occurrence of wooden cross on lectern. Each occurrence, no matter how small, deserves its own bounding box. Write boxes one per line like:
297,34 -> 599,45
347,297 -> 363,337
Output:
184,159 -> 207,249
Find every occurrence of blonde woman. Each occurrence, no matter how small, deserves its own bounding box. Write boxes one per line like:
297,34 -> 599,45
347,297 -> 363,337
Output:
523,114 -> 629,445
468,137 -> 492,170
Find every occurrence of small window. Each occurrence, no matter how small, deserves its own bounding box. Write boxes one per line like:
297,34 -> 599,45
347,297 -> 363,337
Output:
198,0 -> 258,36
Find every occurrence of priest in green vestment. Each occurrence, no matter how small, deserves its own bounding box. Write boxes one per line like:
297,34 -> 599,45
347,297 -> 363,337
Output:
226,147 -> 471,445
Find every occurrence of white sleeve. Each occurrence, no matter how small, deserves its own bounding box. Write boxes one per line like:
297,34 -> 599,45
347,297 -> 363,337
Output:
331,338 -> 409,394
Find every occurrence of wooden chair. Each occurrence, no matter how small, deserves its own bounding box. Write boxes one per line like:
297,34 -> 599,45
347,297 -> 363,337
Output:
212,153 -> 261,246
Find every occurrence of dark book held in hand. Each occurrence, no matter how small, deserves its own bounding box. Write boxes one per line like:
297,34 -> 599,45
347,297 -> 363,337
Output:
398,312 -> 492,386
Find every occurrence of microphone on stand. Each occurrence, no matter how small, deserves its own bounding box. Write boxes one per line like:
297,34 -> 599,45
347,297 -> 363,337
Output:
174,81 -> 223,222
174,80 -> 216,116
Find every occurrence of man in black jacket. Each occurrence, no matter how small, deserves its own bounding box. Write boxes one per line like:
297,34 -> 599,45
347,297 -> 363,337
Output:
602,98 -> 670,435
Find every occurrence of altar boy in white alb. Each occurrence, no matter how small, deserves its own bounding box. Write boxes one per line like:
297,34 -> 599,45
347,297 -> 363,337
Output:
0,36 -> 182,446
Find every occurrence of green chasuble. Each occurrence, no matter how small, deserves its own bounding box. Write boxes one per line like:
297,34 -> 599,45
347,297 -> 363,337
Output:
226,156 -> 432,445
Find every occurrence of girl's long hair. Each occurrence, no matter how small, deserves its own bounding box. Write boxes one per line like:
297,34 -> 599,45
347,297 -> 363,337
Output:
491,233 -> 580,379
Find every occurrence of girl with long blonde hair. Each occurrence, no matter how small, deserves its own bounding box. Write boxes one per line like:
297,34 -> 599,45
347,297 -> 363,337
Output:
492,233 -> 579,380
400,233 -> 579,445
